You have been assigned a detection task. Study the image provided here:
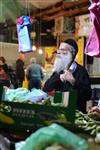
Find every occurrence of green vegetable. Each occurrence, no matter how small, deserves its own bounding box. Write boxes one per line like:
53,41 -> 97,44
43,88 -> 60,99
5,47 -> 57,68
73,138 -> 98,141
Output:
75,110 -> 100,136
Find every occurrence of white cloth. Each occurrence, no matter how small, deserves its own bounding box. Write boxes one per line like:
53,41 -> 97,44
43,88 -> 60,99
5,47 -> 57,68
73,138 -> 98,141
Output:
97,98 -> 100,108
60,62 -> 77,84
69,62 -> 77,73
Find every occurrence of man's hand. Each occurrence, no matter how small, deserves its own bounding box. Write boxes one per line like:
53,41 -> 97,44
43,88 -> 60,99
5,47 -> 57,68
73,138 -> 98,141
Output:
88,106 -> 100,119
60,70 -> 75,85
89,106 -> 100,113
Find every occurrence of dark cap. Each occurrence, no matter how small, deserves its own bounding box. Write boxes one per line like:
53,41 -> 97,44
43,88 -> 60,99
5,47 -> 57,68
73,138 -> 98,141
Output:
64,39 -> 78,54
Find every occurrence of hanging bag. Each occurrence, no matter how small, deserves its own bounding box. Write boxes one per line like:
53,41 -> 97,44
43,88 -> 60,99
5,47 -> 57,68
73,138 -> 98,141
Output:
85,1 -> 100,57
17,16 -> 33,53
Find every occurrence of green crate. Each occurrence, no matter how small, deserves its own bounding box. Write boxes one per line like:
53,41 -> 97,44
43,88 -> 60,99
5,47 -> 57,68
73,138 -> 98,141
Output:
0,90 -> 77,130
0,85 -> 3,100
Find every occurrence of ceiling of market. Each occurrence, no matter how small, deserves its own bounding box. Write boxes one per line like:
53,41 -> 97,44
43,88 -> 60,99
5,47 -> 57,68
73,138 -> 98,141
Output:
0,0 -> 90,23
18,0 -> 62,9
20,0 -> 90,21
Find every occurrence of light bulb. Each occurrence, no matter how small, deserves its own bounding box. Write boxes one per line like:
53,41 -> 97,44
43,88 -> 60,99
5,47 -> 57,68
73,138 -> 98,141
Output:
38,48 -> 43,54
32,45 -> 36,51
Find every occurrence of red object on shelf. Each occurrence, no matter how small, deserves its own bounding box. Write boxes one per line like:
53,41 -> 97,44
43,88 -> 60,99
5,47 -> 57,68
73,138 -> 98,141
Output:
47,90 -> 55,96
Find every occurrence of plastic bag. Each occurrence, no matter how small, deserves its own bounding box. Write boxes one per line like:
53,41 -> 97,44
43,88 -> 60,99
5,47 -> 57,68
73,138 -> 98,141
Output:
20,124 -> 88,150
22,79 -> 29,89
25,88 -> 47,102
5,88 -> 29,101
85,1 -> 100,57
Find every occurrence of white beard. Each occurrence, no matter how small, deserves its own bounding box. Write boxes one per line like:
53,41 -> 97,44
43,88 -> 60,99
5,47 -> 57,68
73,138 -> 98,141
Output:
54,51 -> 72,73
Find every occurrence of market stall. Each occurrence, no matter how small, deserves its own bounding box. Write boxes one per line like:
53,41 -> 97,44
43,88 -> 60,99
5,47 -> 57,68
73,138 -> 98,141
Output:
0,85 -> 100,150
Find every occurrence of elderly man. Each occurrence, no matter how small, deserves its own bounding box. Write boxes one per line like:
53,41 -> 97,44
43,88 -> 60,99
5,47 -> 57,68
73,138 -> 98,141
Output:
43,39 -> 92,113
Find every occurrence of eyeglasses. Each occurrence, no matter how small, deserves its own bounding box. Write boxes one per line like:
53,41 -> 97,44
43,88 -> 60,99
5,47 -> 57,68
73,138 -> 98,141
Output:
57,47 -> 75,55
57,49 -> 68,55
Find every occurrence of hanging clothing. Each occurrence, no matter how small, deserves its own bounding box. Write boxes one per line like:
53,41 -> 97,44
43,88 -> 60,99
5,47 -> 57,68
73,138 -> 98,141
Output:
85,2 -> 100,57
17,16 -> 33,53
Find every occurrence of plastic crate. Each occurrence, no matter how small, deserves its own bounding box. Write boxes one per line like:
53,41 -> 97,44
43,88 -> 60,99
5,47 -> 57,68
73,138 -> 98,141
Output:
0,90 -> 77,131
0,85 -> 3,100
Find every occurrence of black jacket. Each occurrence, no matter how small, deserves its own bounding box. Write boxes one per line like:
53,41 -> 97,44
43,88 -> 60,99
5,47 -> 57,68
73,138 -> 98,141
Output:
16,59 -> 25,81
43,63 -> 92,113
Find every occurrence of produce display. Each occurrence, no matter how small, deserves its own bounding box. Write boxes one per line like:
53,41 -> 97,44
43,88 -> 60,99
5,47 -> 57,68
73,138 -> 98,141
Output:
1,87 -> 100,150
75,110 -> 100,136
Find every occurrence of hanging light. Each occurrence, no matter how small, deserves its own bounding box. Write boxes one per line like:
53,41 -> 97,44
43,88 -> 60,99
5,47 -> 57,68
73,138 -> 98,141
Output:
32,45 -> 36,51
38,47 -> 43,54
32,36 -> 36,51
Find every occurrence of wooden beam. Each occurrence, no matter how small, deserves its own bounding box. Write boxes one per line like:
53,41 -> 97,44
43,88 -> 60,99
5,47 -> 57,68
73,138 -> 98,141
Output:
43,6 -> 89,21
31,0 -> 89,18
